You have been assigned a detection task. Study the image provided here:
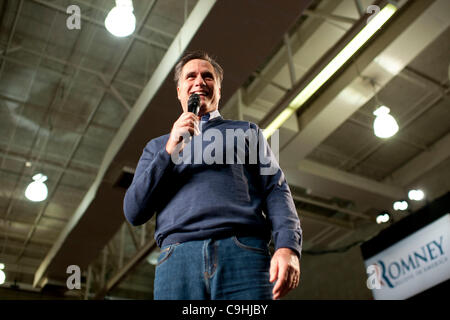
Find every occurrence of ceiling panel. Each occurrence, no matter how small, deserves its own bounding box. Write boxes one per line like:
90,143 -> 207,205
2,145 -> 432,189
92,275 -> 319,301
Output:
408,27 -> 450,84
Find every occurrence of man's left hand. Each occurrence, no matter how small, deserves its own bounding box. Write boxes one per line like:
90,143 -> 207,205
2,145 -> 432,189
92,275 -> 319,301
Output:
269,248 -> 300,300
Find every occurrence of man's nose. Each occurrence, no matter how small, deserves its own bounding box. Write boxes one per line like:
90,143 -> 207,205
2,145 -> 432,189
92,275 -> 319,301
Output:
194,75 -> 206,86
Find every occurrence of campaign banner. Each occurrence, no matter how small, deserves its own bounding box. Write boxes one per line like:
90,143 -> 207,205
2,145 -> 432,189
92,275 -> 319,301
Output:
365,214 -> 450,299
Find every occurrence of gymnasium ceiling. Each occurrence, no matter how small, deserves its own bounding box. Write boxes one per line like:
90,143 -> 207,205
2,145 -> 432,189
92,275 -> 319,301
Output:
0,0 -> 448,299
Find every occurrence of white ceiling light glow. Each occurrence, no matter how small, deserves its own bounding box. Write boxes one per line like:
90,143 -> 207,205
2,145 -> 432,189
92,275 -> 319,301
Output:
0,263 -> 5,285
373,106 -> 399,138
263,3 -> 398,138
25,173 -> 48,202
376,212 -> 390,224
105,0 -> 136,37
393,200 -> 408,211
408,189 -> 425,201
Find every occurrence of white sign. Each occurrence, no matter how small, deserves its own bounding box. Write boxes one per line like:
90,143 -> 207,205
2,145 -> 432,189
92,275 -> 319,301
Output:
365,214 -> 450,300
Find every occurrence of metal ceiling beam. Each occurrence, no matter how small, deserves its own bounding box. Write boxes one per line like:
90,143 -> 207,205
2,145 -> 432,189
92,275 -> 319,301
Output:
298,159 -> 405,199
71,0 -> 177,40
93,239 -> 157,299
0,260 -> 39,277
0,149 -> 97,178
300,209 -> 355,230
243,0 -> 341,106
0,53 -> 134,111
303,9 -> 358,25
277,0 -> 448,209
346,116 -> 428,151
5,14 -> 106,265
17,0 -> 159,266
308,225 -> 336,244
386,131 -> 450,187
13,46 -> 145,91
30,0 -> 169,51
0,227 -> 54,246
0,9 -> 68,260
292,193 -> 370,220
354,0 -> 364,17
341,88 -> 448,173
0,0 -> 23,80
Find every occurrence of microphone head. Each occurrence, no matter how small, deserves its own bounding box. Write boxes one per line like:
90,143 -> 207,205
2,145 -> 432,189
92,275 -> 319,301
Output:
188,93 -> 200,115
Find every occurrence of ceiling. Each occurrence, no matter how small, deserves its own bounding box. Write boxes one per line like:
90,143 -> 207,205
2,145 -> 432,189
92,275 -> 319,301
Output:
0,0 -> 448,299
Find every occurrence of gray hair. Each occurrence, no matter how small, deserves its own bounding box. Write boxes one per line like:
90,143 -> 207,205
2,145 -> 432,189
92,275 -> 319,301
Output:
174,50 -> 223,86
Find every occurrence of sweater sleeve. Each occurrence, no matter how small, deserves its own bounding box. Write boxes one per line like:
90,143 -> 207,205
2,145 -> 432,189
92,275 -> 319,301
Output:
256,127 -> 303,259
123,138 -> 174,226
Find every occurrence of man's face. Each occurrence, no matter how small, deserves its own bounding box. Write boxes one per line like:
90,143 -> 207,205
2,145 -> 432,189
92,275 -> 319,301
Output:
177,59 -> 221,116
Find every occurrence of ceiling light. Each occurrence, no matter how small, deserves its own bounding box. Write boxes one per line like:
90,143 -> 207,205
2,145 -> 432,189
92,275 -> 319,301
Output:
263,3 -> 398,138
393,200 -> 408,211
376,212 -> 390,224
25,173 -> 48,202
408,189 -> 424,201
0,263 -> 5,285
373,106 -> 399,138
105,0 -> 136,37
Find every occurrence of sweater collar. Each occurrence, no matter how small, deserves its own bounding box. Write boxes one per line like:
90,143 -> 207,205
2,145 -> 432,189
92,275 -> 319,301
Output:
201,109 -> 221,123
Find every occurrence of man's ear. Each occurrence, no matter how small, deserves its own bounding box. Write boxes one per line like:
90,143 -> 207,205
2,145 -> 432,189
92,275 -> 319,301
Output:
177,86 -> 181,101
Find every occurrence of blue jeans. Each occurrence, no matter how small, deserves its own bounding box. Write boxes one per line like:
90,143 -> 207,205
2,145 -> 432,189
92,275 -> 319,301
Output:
154,236 -> 274,300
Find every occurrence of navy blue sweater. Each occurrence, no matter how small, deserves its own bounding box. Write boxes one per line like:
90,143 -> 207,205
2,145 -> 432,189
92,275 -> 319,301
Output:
123,116 -> 302,257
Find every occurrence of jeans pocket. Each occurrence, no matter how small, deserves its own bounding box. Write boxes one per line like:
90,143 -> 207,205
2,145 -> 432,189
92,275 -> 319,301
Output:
156,245 -> 175,266
232,236 -> 269,254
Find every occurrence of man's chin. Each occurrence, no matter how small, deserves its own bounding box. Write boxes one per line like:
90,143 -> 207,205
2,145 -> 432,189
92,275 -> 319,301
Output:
198,106 -> 215,117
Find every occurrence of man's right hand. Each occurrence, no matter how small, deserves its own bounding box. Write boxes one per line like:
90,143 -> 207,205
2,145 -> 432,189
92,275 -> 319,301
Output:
165,112 -> 200,155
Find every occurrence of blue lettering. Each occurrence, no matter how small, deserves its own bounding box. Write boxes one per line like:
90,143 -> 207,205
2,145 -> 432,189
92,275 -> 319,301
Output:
433,236 -> 444,255
400,255 -> 416,274
427,242 -> 438,260
388,262 -> 401,279
378,260 -> 394,288
414,247 -> 428,267
376,237 -> 445,289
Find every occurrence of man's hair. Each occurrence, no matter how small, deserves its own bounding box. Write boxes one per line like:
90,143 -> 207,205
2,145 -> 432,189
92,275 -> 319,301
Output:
174,51 -> 223,86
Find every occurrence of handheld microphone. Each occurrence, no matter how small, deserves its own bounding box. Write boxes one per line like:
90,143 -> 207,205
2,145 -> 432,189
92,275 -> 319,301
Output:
188,93 -> 200,116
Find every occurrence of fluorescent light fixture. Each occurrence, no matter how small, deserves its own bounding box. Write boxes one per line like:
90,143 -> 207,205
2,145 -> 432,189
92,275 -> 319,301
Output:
263,3 -> 398,138
373,105 -> 399,138
25,173 -> 48,202
105,0 -> 136,37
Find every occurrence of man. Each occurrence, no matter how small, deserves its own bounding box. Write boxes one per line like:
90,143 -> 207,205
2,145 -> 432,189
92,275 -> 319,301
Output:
123,51 -> 302,300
